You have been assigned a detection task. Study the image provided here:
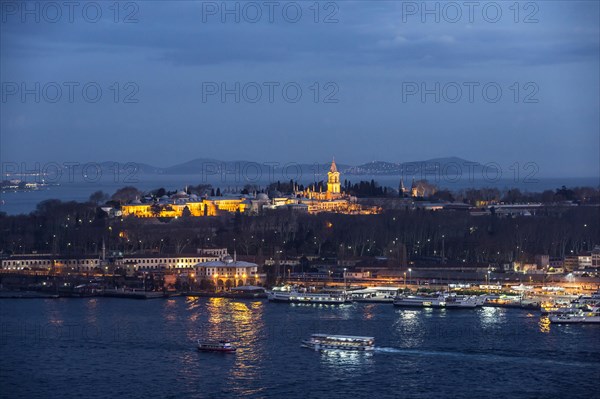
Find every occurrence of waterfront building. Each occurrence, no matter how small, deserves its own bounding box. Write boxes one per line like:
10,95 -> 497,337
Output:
0,249 -> 230,273
116,254 -> 220,271
195,256 -> 262,288
0,254 -> 102,272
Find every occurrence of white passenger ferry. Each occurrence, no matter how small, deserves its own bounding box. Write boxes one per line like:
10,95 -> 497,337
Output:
393,293 -> 446,307
197,340 -> 237,353
302,334 -> 375,351
444,294 -> 480,309
268,286 -> 347,304
549,307 -> 600,324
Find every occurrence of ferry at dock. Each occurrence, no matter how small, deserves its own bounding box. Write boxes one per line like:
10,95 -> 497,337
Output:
347,287 -> 399,303
302,334 -> 375,351
197,340 -> 237,353
393,293 -> 446,308
444,294 -> 480,308
549,307 -> 600,324
268,286 -> 347,304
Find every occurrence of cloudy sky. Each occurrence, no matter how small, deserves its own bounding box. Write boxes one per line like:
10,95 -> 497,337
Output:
1,1 -> 599,177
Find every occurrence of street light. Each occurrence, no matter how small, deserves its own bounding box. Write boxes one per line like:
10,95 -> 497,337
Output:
343,268 -> 347,288
408,268 -> 412,288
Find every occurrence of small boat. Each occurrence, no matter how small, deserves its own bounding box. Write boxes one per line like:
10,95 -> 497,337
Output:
302,334 -> 375,351
197,340 -> 237,353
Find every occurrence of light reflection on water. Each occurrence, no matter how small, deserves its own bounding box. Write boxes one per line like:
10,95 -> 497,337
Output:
205,298 -> 266,397
85,298 -> 98,325
478,306 -> 506,329
162,298 -> 178,322
47,299 -> 66,326
3,298 -> 600,398
318,349 -> 375,377
393,309 -> 425,348
362,304 -> 376,320
538,316 -> 551,333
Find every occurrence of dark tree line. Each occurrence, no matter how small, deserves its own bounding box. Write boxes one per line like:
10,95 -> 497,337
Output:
1,197 -> 598,267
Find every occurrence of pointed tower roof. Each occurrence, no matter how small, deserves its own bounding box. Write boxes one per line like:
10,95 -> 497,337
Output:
329,157 -> 338,173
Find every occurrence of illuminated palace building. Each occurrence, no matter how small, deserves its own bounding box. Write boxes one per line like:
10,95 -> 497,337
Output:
288,158 -> 378,214
119,159 -> 379,218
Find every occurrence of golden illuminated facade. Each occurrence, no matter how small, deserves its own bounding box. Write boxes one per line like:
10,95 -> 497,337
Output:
304,159 -> 343,201
410,179 -> 437,198
119,159 -> 381,218
297,158 -> 380,215
327,158 -> 341,195
121,197 -> 249,218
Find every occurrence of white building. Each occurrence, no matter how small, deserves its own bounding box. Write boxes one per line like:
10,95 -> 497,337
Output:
116,254 -> 219,271
195,256 -> 261,288
1,254 -> 102,271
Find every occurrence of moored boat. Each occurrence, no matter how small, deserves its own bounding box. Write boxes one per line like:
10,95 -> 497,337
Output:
444,294 -> 479,309
302,334 -> 375,351
393,293 -> 446,308
197,340 -> 237,352
268,286 -> 347,304
549,307 -> 600,324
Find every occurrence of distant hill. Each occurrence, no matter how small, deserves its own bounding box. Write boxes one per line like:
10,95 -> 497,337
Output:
63,157 -> 489,177
345,157 -> 490,176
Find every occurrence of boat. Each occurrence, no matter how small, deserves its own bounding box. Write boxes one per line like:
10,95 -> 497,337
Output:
302,334 -> 375,351
484,295 -> 541,309
197,340 -> 237,352
347,287 -> 399,303
444,294 -> 479,308
571,290 -> 600,307
268,286 -> 347,304
549,307 -> 600,324
393,293 -> 446,307
475,295 -> 488,306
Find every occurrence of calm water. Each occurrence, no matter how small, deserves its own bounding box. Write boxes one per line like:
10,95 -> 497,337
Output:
1,298 -> 599,399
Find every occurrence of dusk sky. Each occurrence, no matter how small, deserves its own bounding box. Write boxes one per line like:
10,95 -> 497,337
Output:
1,1 -> 599,177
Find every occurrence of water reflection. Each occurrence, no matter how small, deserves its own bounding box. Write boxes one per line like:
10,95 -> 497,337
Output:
538,316 -> 551,333
196,298 -> 267,397
393,310 -> 424,348
47,299 -> 66,326
478,306 -> 506,329
185,296 -> 201,322
318,349 -> 374,377
85,298 -> 98,325
162,298 -> 178,322
362,304 -> 376,320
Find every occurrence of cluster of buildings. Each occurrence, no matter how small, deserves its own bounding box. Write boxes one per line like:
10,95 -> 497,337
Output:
0,249 -> 264,287
112,160 -> 380,218
509,247 -> 600,276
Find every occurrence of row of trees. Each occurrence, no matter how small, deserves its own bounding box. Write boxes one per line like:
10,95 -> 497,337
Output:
1,196 -> 598,265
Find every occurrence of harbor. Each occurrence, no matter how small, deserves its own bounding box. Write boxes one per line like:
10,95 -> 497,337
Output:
2,294 -> 599,399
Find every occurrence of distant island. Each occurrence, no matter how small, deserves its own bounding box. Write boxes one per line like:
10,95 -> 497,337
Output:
2,157 -> 496,179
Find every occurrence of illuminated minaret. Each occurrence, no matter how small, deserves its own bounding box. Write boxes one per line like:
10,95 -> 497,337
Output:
327,158 -> 341,194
